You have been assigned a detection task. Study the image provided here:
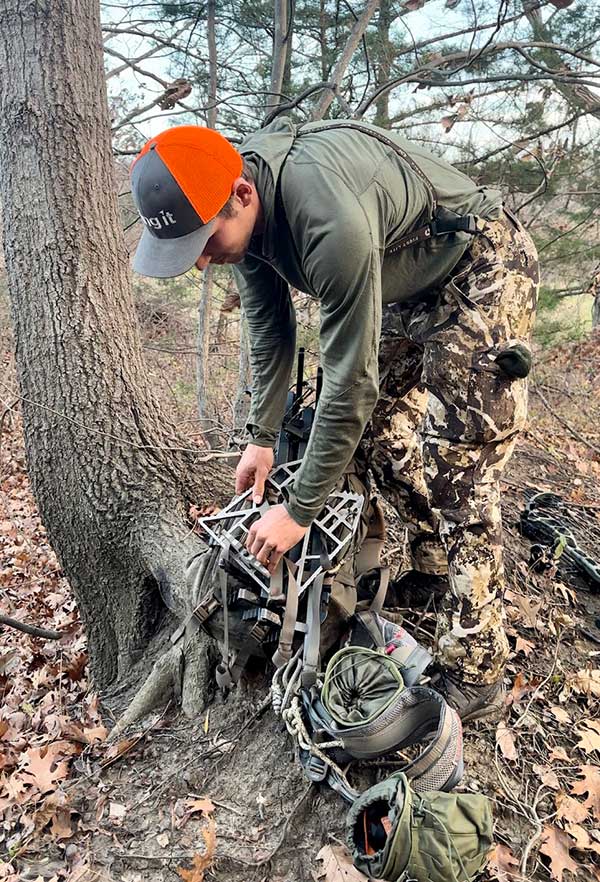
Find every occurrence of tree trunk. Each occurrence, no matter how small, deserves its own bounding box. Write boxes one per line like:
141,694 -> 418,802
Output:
0,1 -> 228,692
196,0 -> 220,450
197,267 -> 220,448
232,312 -> 251,442
589,265 -> 600,329
266,0 -> 291,115
374,0 -> 392,128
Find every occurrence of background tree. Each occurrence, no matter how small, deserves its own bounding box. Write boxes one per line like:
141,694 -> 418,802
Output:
0,0 -> 229,713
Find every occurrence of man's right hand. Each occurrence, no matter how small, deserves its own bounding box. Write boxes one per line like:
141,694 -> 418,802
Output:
235,444 -> 274,504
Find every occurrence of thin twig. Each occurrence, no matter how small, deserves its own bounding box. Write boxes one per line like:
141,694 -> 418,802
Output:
0,614 -> 62,640
532,384 -> 600,456
222,783 -> 314,867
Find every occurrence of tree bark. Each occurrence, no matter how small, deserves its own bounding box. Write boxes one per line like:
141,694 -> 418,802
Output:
232,312 -> 251,441
267,0 -> 291,115
374,0 -> 393,128
0,0 -> 228,691
197,268 -> 220,448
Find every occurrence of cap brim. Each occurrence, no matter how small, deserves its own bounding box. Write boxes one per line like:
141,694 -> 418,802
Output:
131,220 -> 216,279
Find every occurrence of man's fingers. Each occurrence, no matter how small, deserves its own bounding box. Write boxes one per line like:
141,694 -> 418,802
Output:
256,542 -> 276,567
252,467 -> 268,505
235,466 -> 252,495
267,549 -> 284,575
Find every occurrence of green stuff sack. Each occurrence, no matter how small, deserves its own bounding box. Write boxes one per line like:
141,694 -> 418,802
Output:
347,772 -> 492,882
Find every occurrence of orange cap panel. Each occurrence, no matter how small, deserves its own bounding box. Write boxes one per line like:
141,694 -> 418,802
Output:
131,126 -> 243,224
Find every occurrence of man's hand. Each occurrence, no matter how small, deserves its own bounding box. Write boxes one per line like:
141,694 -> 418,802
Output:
236,444 -> 274,503
246,504 -> 308,574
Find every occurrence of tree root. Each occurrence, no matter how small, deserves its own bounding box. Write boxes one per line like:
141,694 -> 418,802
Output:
108,643 -> 184,740
108,630 -> 216,739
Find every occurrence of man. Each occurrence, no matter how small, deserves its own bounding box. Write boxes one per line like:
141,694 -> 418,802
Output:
130,119 -> 539,721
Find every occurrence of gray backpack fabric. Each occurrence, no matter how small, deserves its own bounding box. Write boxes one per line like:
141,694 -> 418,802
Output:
347,771 -> 492,882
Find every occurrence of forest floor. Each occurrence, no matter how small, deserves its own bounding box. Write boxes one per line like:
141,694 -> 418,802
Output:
1,333 -> 600,882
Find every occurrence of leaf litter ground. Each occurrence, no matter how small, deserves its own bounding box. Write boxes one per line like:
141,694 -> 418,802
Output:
1,336 -> 600,882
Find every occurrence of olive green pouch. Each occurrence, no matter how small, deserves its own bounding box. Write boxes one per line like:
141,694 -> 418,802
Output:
346,772 -> 492,882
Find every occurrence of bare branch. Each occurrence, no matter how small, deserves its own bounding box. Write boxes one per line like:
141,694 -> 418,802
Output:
313,0 -> 381,120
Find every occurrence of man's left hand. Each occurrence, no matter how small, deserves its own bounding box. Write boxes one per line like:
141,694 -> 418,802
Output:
246,504 -> 308,575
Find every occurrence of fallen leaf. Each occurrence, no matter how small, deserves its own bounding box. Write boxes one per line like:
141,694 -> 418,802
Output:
550,746 -> 571,763
177,817 -> 216,882
540,825 -> 579,881
109,802 -> 126,821
496,723 -> 518,762
564,822 -> 591,850
549,706 -> 571,726
510,672 -> 537,704
570,765 -> 600,820
515,636 -> 535,657
21,743 -> 70,794
505,591 -> 541,629
555,791 -> 589,825
533,764 -> 560,790
487,842 -> 521,881
314,844 -> 370,881
575,720 -> 600,754
571,669 -> 600,699
33,792 -> 75,841
176,797 -> 215,829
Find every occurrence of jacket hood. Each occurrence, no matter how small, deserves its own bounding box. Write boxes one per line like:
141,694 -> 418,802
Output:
239,117 -> 297,260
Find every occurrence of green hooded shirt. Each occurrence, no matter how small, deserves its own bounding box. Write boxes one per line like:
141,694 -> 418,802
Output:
234,118 -> 502,527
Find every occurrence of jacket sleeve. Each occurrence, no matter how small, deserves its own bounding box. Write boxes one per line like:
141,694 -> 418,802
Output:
283,175 -> 382,526
233,256 -> 296,447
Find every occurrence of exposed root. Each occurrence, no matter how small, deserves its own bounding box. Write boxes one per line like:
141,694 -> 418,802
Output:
108,643 -> 184,740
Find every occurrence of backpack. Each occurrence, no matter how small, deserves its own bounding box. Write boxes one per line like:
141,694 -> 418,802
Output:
183,458 -> 388,690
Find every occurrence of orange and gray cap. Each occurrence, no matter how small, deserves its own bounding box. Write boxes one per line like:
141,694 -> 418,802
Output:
130,126 -> 243,278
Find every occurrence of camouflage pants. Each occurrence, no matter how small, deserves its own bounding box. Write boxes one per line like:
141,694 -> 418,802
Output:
358,210 -> 539,684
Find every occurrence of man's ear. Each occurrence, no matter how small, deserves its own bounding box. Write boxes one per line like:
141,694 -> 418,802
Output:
232,177 -> 254,208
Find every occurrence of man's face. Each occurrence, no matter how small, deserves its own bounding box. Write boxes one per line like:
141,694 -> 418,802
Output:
195,210 -> 254,270
195,179 -> 259,271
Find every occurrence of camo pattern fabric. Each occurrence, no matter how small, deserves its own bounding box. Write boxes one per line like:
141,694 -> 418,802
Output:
358,209 -> 539,684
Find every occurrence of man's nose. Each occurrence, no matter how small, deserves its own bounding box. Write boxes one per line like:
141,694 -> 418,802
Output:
196,254 -> 211,271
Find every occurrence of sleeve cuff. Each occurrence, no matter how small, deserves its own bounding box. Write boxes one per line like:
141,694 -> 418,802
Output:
283,500 -> 316,529
246,422 -> 278,448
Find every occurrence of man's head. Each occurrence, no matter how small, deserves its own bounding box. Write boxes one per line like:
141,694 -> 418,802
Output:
130,126 -> 261,278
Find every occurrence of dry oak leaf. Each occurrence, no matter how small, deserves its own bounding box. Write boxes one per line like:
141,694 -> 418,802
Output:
176,797 -> 215,829
549,746 -> 571,763
313,844 -> 370,881
177,818 -> 215,882
564,822 -> 600,855
549,706 -> 571,726
555,791 -> 589,825
533,764 -> 560,790
21,743 -> 70,793
510,672 -> 538,705
487,843 -> 521,882
540,825 -> 579,882
571,669 -> 600,699
570,765 -> 600,821
496,722 -> 518,762
575,720 -> 600,754
515,636 -> 535,657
